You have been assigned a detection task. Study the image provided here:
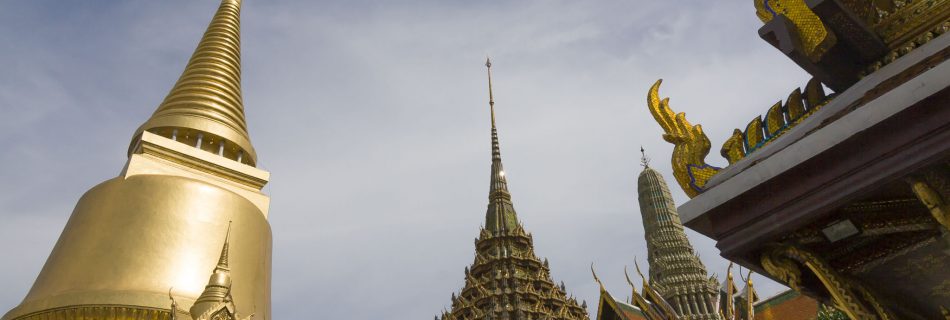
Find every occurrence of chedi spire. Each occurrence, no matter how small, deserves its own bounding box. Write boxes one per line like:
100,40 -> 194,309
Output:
132,0 -> 257,166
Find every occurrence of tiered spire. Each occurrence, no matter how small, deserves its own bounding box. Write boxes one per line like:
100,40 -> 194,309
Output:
637,155 -> 721,319
186,223 -> 256,320
190,223 -> 236,319
484,57 -> 518,234
132,0 -> 258,166
438,59 -> 588,320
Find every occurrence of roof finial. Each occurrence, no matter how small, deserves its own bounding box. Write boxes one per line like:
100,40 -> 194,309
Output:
216,221 -> 232,272
486,57 -> 496,128
633,257 -> 647,281
640,146 -> 650,168
624,265 -> 639,298
485,57 -> 503,166
590,263 -> 605,291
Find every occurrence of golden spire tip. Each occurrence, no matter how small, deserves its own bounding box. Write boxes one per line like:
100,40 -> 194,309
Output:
217,221 -> 232,270
486,57 -> 496,128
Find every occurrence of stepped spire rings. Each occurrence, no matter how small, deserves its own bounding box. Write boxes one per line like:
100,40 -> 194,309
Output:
761,244 -> 895,319
133,0 -> 258,166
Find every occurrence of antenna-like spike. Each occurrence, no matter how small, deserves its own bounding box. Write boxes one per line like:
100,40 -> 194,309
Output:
216,221 -> 232,271
486,57 -> 496,128
640,146 -> 650,168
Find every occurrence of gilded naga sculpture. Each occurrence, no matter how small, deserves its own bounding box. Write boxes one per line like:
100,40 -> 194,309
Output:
646,79 -> 721,198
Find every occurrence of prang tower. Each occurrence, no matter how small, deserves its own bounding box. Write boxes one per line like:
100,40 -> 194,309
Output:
3,0 -> 272,319
637,152 -> 720,319
438,60 -> 588,320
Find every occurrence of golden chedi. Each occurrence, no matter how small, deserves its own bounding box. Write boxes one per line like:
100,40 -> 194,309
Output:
2,0 -> 272,319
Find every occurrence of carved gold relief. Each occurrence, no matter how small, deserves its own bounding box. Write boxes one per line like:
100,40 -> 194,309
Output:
11,306 -> 171,320
755,0 -> 837,61
761,244 -> 896,319
872,0 -> 950,46
647,78 -> 828,197
907,175 -> 950,231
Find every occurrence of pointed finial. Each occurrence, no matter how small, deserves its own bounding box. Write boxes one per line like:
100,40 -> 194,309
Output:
634,257 -> 647,281
590,263 -> 605,291
216,221 -> 232,272
623,266 -> 636,288
486,57 -> 496,128
640,146 -> 650,168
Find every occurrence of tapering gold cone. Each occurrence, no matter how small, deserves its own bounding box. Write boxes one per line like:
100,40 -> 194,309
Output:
132,0 -> 257,165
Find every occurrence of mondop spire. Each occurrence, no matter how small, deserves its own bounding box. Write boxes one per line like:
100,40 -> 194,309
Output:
437,60 -> 588,320
133,0 -> 257,166
484,57 -> 518,234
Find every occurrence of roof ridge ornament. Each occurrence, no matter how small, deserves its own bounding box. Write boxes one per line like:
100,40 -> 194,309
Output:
646,79 -> 721,198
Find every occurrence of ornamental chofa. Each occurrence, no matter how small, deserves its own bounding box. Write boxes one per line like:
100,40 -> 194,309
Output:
646,78 -> 828,198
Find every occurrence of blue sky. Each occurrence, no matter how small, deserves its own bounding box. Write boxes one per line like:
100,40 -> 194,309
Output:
0,0 -> 812,318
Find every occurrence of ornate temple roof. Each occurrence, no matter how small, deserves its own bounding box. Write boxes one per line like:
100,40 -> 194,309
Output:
437,59 -> 588,320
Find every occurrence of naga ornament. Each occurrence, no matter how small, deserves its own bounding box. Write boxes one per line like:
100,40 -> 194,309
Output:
646,79 -> 721,198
